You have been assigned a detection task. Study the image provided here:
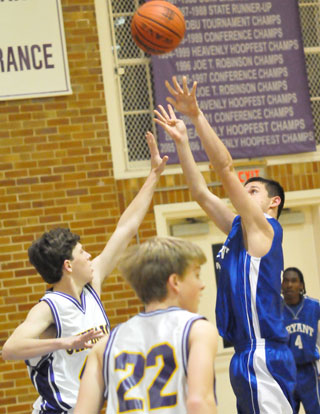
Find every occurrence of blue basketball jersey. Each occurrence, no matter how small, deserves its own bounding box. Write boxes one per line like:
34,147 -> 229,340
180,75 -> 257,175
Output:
283,296 -> 320,365
215,214 -> 288,346
215,215 -> 296,413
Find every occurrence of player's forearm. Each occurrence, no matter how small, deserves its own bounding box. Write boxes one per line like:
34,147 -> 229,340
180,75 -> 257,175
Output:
190,111 -> 233,176
116,168 -> 160,234
2,337 -> 69,360
175,138 -> 209,201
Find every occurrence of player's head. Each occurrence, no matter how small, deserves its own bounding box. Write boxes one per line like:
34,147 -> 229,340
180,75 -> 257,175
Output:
244,177 -> 285,218
28,228 -> 80,284
282,267 -> 306,304
118,236 -> 206,305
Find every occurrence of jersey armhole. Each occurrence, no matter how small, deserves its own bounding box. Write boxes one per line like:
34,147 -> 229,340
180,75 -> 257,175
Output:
40,297 -> 61,338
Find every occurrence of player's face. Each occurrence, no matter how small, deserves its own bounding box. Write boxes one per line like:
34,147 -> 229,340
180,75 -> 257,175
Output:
244,181 -> 273,213
282,270 -> 303,305
70,243 -> 93,284
178,261 -> 205,313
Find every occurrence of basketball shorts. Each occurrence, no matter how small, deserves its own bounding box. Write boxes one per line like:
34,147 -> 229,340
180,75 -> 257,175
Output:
293,361 -> 320,414
230,340 -> 296,414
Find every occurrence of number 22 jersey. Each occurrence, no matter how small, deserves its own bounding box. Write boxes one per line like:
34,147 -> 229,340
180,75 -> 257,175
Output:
102,307 -> 206,414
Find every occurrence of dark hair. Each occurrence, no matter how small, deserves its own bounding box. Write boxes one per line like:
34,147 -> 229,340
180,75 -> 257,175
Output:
244,177 -> 285,218
283,267 -> 306,294
28,228 -> 80,284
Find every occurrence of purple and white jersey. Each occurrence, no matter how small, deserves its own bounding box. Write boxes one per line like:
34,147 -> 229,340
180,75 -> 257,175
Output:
215,214 -> 288,346
27,284 -> 110,414
102,307 -> 205,414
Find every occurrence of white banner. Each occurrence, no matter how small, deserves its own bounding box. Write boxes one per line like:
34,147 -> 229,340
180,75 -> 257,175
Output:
0,0 -> 72,100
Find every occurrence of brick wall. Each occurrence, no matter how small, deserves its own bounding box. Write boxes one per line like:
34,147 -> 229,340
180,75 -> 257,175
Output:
1,1 -> 320,413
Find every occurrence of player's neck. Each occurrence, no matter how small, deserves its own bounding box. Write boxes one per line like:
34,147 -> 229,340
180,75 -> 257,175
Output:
145,298 -> 179,313
266,207 -> 278,220
53,275 -> 83,302
285,296 -> 303,306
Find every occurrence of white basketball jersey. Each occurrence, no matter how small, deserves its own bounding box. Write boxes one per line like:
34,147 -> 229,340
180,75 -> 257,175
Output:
103,307 -> 205,414
27,284 -> 110,414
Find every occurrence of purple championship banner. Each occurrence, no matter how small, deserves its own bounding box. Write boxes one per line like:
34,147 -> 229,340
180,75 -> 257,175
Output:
151,0 -> 316,163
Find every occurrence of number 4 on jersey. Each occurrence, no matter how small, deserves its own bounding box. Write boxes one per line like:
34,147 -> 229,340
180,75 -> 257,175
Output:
295,334 -> 303,349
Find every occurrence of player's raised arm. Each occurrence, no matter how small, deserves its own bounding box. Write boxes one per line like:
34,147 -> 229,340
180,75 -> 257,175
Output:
166,76 -> 278,257
90,132 -> 168,295
154,104 -> 235,235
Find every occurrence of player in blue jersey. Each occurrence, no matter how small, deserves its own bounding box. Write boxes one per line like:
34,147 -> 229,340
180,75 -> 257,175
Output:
154,75 -> 296,413
282,267 -> 320,414
74,236 -> 218,414
2,132 -> 168,414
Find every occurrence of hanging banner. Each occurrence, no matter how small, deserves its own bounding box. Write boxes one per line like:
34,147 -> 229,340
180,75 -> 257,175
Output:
152,0 -> 316,163
0,0 -> 72,101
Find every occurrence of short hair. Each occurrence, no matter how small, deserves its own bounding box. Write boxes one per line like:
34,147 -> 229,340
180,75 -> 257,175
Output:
118,236 -> 206,304
283,267 -> 306,294
28,228 -> 80,284
244,177 -> 285,218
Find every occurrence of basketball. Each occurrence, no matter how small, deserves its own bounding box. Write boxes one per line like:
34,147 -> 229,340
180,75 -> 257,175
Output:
131,1 -> 186,55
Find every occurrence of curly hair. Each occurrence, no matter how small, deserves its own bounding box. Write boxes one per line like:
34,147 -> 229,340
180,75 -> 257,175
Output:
28,228 -> 80,284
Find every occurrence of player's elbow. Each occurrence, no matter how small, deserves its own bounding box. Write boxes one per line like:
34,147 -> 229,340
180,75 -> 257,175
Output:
2,344 -> 13,360
190,184 -> 209,205
1,341 -> 19,360
187,394 -> 216,413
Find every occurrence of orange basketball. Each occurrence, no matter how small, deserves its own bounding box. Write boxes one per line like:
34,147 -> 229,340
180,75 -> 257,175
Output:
131,1 -> 186,55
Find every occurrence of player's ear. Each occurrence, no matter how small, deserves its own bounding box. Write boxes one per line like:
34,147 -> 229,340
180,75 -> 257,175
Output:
167,273 -> 180,293
270,195 -> 281,208
63,259 -> 72,273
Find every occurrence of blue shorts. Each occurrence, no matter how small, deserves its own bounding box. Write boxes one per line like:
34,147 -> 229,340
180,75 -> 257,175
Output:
230,340 -> 296,414
293,361 -> 320,414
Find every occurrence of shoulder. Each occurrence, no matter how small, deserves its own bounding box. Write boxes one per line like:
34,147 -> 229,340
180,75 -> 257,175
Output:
304,295 -> 320,304
24,299 -> 55,326
31,298 -> 53,314
305,296 -> 320,311
266,214 -> 282,231
189,319 -> 218,343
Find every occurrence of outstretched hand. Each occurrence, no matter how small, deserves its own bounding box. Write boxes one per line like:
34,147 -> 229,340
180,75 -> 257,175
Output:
63,329 -> 106,351
145,131 -> 168,174
165,76 -> 201,119
154,104 -> 188,144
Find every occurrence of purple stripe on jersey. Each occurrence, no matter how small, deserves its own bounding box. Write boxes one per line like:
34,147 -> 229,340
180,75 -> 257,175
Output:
41,298 -> 61,337
137,306 -> 182,318
103,325 -> 121,400
48,361 -> 71,411
181,316 -> 205,376
45,291 -> 86,313
30,355 -> 70,413
85,284 -> 110,331
81,289 -> 86,312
